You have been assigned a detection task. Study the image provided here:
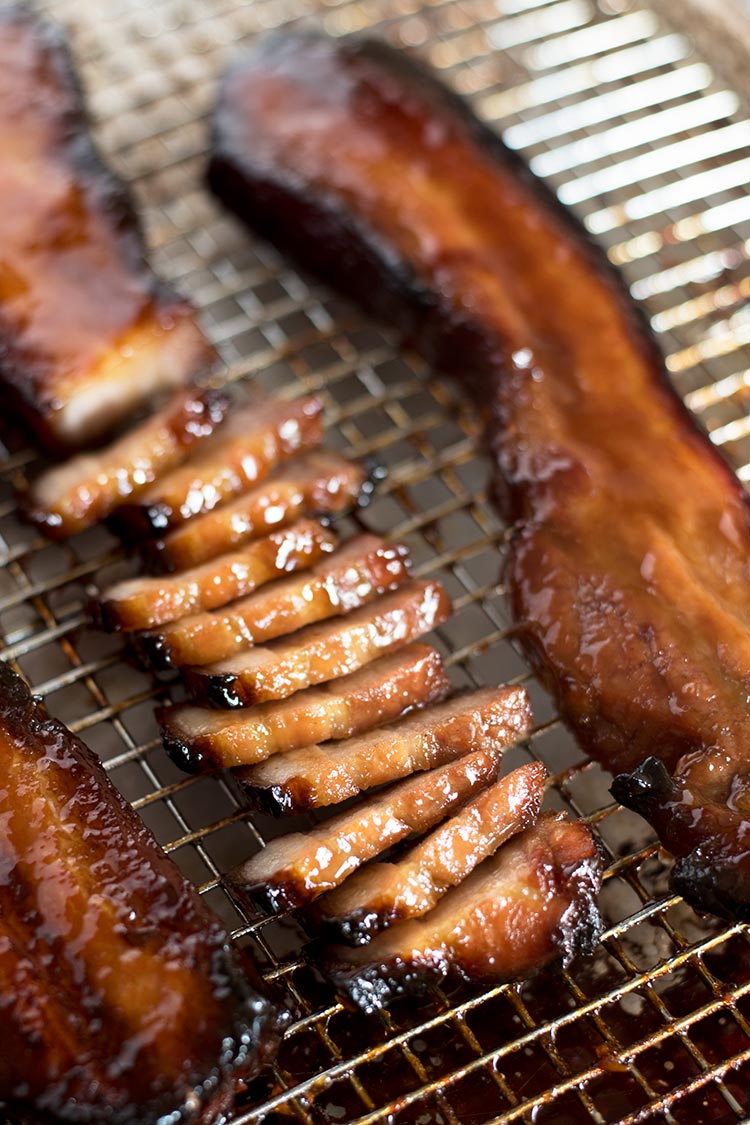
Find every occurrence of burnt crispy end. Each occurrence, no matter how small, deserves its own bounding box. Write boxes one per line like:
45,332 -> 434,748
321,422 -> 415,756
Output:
112,395 -> 324,539
149,450 -> 372,572
322,813 -> 602,1013
0,9 -> 213,454
240,683 -> 532,815
137,534 -> 411,670
313,761 -> 546,944
93,518 -> 336,632
183,578 -> 452,707
227,747 -> 501,914
159,644 -> 449,773
0,660 -> 280,1124
207,30 -> 750,921
21,388 -> 229,540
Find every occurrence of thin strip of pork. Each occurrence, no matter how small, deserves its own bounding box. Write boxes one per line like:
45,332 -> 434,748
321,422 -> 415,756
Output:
0,8 -> 212,453
93,518 -> 336,631
240,683 -> 532,815
149,450 -> 373,572
138,534 -> 411,669
111,395 -> 324,538
322,813 -> 602,1013
312,761 -> 546,943
206,30 -> 750,921
21,388 -> 229,539
0,660 -> 280,1124
228,747 -> 501,913
159,643 -> 450,773
183,578 -> 451,707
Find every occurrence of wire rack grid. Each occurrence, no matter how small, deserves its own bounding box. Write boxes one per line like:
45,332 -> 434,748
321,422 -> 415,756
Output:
3,0 -> 750,1122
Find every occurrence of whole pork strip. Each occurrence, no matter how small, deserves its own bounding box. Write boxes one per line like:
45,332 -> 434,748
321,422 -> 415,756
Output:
183,578 -> 452,707
158,643 -> 450,772
0,661 -> 280,1124
137,534 -> 411,669
0,8 -> 212,453
22,388 -> 229,539
228,747 -> 501,914
312,761 -> 546,944
240,683 -> 531,815
321,813 -> 602,1014
149,450 -> 372,572
93,518 -> 336,631
111,395 -> 324,539
208,31 -> 750,920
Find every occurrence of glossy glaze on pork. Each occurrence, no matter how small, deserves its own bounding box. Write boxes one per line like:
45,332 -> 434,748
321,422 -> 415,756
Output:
183,578 -> 451,707
22,388 -> 229,539
0,661 -> 279,1124
148,449 -> 372,572
93,518 -> 336,631
159,644 -> 450,772
112,395 -> 324,538
312,760 -> 547,944
209,30 -> 750,920
322,812 -> 602,1013
0,8 -> 212,454
137,534 -> 411,669
228,747 -> 501,914
241,683 -> 532,815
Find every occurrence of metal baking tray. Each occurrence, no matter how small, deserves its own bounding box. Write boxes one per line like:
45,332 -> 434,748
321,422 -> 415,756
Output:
3,0 -> 750,1120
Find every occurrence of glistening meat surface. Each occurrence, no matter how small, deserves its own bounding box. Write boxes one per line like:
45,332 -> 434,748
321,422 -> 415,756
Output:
0,8 -> 211,453
0,661 -> 279,1124
208,31 -> 750,921
159,643 -> 450,772
321,813 -> 602,1013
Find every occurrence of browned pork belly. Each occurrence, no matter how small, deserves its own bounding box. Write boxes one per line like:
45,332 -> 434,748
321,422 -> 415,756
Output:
112,395 -> 324,538
93,518 -> 336,632
159,643 -> 450,772
207,30 -> 750,921
183,578 -> 451,707
240,683 -> 532,815
137,534 -> 411,670
149,450 -> 373,572
0,8 -> 212,454
21,388 -> 229,539
322,813 -> 602,1013
228,747 -> 501,913
313,761 -> 547,944
0,660 -> 280,1124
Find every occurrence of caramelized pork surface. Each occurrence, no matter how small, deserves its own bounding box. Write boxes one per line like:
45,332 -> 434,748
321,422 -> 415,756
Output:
149,450 -> 372,572
159,644 -> 450,772
209,30 -> 750,920
22,388 -> 229,539
241,683 -> 531,815
113,395 -> 324,538
322,813 -> 602,1013
228,747 -> 501,913
313,761 -> 546,943
138,534 -> 411,669
183,578 -> 451,707
94,518 -> 336,631
0,660 -> 279,1124
0,9 -> 212,454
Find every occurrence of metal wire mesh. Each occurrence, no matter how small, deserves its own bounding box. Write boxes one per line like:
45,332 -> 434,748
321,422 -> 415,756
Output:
2,0 -> 750,1121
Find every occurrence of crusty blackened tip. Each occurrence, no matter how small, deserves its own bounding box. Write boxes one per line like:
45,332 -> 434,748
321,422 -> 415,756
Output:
133,630 -> 174,672
672,848 -> 750,925
611,755 -> 679,818
158,722 -> 206,775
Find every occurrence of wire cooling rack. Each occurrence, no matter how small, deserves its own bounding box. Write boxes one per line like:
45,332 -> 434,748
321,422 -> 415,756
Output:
3,0 -> 750,1121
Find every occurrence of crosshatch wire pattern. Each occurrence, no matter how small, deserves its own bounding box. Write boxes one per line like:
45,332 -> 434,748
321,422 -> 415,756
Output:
2,0 -> 750,1121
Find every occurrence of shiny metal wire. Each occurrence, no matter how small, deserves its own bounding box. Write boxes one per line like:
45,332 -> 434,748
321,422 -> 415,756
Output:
3,0 -> 750,1121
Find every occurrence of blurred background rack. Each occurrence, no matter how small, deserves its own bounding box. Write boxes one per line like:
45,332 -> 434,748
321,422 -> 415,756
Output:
3,0 -> 750,1121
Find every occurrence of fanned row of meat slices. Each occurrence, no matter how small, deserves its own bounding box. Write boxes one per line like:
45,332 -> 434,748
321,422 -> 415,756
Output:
26,363 -> 603,1012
